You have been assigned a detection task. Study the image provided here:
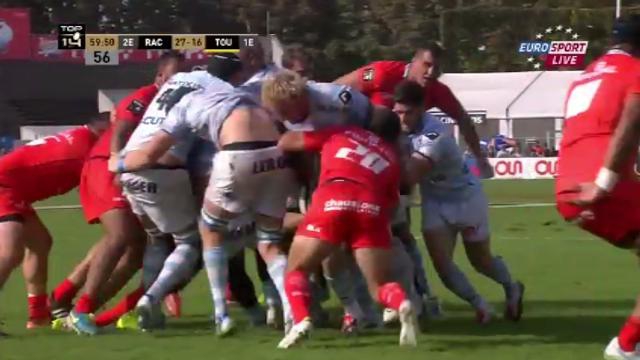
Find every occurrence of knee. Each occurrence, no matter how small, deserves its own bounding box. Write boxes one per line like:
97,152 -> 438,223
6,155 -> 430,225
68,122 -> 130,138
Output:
0,247 -> 24,270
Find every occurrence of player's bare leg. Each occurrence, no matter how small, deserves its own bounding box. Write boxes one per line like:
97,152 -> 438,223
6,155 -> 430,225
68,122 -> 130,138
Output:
605,237 -> 640,359
254,213 -> 292,332
0,217 -> 27,334
50,243 -> 98,321
423,228 -> 491,324
463,239 -> 524,322
354,247 -> 417,347
96,239 -> 145,307
21,214 -> 53,328
70,208 -> 144,335
279,235 -> 335,349
323,249 -> 366,334
200,201 -> 236,336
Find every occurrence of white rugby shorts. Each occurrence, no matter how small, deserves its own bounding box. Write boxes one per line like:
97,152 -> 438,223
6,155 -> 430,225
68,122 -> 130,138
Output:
122,168 -> 198,235
421,189 -> 490,242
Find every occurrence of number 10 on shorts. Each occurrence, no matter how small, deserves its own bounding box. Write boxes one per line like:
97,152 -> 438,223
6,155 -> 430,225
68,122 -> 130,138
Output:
85,50 -> 119,66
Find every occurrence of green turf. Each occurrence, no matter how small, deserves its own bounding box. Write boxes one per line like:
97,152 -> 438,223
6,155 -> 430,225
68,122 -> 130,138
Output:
1,179 -> 634,359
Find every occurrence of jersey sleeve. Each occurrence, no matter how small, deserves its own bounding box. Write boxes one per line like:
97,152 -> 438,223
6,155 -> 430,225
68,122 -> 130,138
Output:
412,130 -> 447,163
339,87 -> 373,127
354,63 -> 378,95
116,88 -> 154,124
427,81 -> 465,120
302,127 -> 346,151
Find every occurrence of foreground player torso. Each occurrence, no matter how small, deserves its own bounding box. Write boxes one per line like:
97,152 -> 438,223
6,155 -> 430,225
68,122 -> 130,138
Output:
0,126 -> 97,201
409,113 -> 479,201
125,71 -> 216,162
312,127 -> 400,207
558,50 -> 640,186
161,80 -> 259,147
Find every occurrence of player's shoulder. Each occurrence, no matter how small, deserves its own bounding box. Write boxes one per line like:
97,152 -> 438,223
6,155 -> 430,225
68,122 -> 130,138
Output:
412,114 -> 447,143
308,81 -> 354,106
134,83 -> 159,100
367,60 -> 406,72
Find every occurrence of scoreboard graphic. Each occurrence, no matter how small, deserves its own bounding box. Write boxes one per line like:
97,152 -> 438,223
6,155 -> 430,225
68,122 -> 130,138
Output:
57,24 -> 259,66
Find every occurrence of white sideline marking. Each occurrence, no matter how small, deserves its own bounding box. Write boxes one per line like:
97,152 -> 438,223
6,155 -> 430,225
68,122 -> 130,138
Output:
34,202 -> 557,211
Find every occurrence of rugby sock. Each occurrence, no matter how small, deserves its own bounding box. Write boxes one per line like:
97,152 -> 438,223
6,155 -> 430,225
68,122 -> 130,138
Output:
75,293 -> 96,314
94,286 -> 144,327
284,270 -> 311,324
52,278 -> 78,305
263,280 -> 281,307
265,255 -> 291,321
146,243 -> 200,302
203,246 -> 229,320
403,239 -> 433,297
486,256 -> 515,295
326,271 -> 365,321
440,263 -> 484,308
618,316 -> 640,352
142,240 -> 171,290
377,282 -> 407,310
27,294 -> 50,320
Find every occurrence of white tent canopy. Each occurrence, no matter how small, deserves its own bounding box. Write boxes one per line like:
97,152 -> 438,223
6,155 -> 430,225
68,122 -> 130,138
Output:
437,70 -> 582,120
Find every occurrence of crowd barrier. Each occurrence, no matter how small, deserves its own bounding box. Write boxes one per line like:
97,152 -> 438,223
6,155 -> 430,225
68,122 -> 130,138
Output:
486,157 -> 558,179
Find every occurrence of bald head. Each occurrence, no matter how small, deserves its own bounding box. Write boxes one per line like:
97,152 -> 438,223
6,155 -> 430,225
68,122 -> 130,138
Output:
239,41 -> 266,76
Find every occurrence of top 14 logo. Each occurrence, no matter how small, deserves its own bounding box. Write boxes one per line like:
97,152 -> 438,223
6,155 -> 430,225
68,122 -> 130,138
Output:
518,25 -> 588,69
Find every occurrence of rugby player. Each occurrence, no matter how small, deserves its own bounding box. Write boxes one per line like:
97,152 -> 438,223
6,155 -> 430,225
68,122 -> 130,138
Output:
261,70 -> 390,330
63,51 -> 184,335
111,55 -> 295,336
335,45 -> 474,315
276,108 -> 417,348
553,15 -> 640,360
394,80 -> 524,324
114,62 -> 223,331
0,113 -> 109,330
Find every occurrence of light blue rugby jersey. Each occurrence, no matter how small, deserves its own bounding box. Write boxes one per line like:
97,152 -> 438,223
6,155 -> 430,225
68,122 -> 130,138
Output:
284,82 -> 372,131
409,113 -> 481,202
161,79 -> 259,147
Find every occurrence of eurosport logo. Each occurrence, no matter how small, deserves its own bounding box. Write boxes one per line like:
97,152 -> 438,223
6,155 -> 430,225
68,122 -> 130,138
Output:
518,25 -> 588,70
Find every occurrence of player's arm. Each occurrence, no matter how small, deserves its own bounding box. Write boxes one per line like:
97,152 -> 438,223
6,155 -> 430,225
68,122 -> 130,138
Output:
603,93 -> 640,173
278,127 -> 345,152
333,68 -> 364,91
435,84 -> 492,174
572,92 -> 640,205
405,132 -> 445,186
112,131 -> 176,172
110,97 -> 148,155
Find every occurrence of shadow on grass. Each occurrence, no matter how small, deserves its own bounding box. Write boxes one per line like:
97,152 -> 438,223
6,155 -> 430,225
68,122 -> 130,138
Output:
79,299 -> 631,349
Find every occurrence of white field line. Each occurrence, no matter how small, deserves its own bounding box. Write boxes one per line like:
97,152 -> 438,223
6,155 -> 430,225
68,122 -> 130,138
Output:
34,202 -> 556,211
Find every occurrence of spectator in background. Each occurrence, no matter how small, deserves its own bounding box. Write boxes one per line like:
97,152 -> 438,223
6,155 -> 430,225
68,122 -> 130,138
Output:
281,44 -> 314,79
529,140 -> 546,157
490,134 -> 520,158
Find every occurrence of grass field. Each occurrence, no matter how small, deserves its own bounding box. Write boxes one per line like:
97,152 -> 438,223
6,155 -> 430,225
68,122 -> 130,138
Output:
0,179 -> 635,360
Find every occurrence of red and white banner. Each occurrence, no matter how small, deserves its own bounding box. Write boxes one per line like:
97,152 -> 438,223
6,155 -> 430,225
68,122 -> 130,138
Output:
489,157 -> 558,179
